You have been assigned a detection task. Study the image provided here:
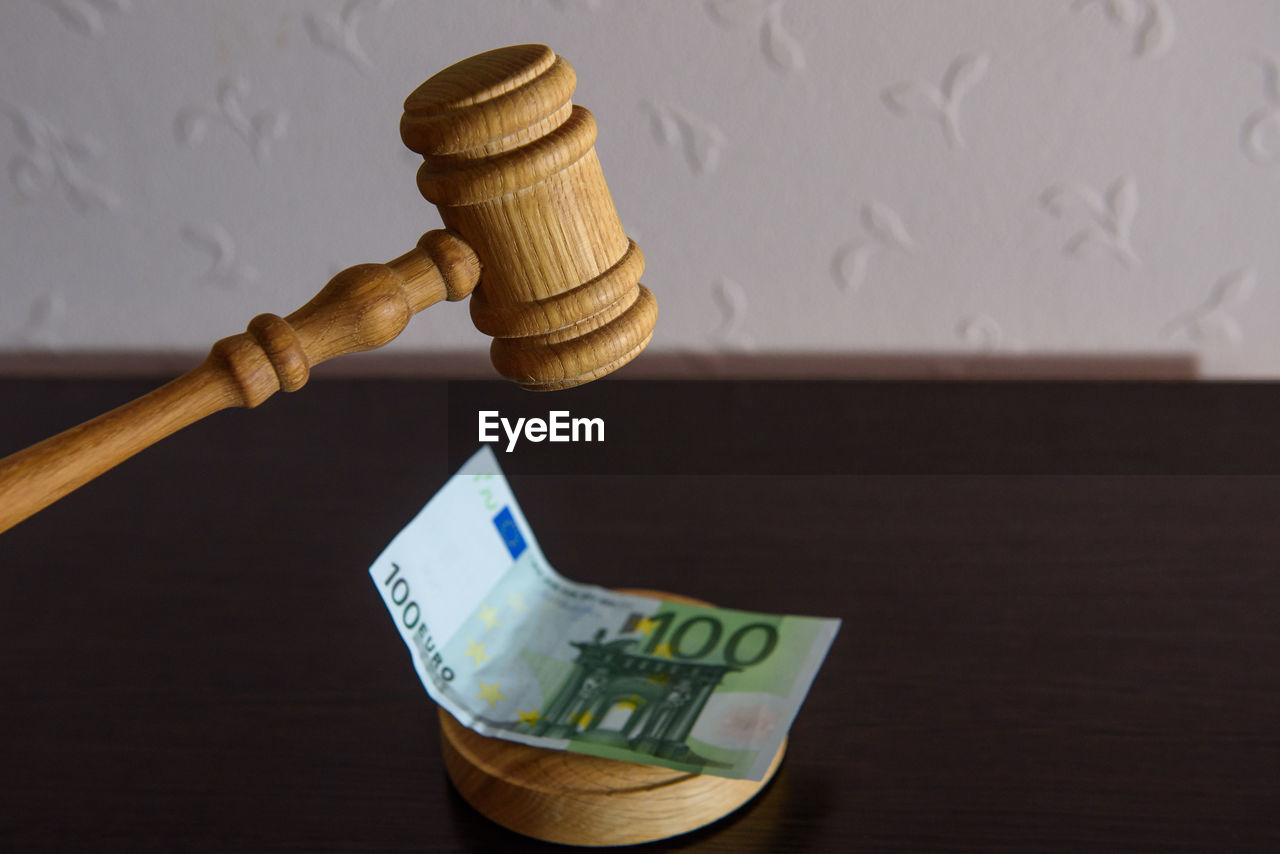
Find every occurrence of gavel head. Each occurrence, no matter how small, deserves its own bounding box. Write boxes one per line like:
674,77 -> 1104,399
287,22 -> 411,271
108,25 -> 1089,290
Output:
400,44 -> 657,390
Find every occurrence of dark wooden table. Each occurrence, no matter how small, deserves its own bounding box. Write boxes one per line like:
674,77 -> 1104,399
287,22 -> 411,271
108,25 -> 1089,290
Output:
1,379 -> 1277,852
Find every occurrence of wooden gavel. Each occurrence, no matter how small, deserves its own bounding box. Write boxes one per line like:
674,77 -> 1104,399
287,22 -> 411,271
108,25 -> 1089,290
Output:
0,44 -> 656,534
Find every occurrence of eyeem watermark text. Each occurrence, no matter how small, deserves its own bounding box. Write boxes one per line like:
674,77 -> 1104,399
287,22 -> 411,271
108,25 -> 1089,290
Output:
478,410 -> 605,452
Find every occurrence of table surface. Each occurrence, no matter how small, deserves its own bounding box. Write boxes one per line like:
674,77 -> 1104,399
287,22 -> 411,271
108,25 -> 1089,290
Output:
1,378 -> 1278,853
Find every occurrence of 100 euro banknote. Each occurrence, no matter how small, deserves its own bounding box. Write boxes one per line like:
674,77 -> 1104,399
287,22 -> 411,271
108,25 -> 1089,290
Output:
369,447 -> 840,780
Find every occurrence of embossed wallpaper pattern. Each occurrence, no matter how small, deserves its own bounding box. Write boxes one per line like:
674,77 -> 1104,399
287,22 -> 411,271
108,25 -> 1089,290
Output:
0,1 -> 1276,375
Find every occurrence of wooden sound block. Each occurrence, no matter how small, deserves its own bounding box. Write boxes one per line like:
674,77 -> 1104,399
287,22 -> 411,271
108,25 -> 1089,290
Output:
439,711 -> 785,846
437,589 -> 787,846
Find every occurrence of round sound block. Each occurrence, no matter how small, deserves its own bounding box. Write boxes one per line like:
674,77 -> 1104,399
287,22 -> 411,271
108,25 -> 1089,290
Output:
438,589 -> 786,846
439,710 -> 785,846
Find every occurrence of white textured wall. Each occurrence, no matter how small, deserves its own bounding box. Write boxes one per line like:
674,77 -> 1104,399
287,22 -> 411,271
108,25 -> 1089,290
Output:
0,1 -> 1277,375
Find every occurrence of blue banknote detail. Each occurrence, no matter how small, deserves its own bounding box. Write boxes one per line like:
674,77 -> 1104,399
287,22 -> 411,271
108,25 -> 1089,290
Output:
492,506 -> 526,560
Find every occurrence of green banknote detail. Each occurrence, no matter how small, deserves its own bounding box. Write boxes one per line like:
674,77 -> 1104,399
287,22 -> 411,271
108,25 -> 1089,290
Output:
370,447 -> 840,781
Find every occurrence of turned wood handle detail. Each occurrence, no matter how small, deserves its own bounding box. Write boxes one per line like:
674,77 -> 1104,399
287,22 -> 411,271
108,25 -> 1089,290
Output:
0,230 -> 478,534
0,44 -> 659,534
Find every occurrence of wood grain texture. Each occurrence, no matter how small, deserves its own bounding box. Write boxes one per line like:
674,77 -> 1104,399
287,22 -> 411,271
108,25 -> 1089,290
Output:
403,45 -> 657,390
0,231 -> 478,534
0,43 -> 658,530
438,589 -> 785,847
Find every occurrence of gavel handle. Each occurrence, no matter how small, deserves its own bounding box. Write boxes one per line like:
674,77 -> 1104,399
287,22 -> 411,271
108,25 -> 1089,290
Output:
0,229 -> 479,534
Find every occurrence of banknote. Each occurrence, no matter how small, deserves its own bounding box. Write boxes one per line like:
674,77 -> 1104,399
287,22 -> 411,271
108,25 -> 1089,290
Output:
369,447 -> 839,780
